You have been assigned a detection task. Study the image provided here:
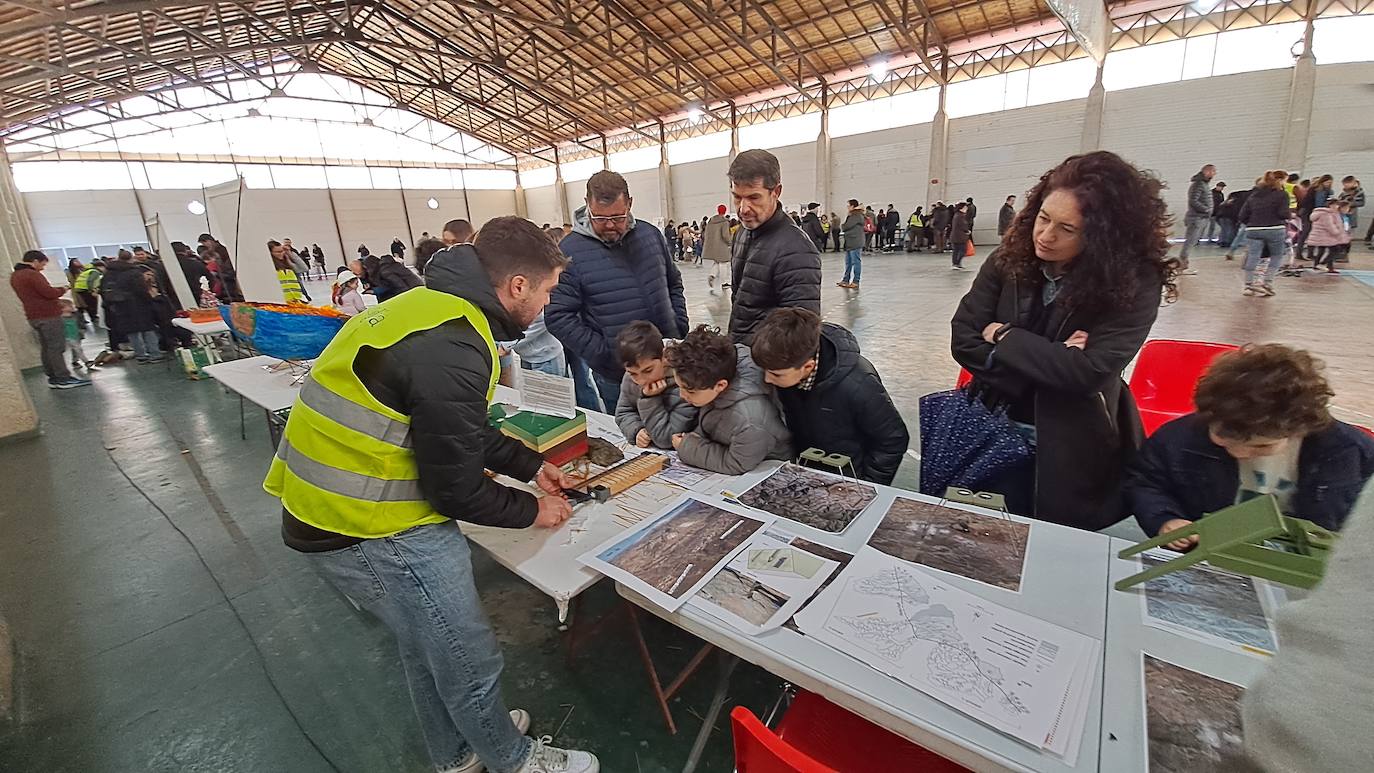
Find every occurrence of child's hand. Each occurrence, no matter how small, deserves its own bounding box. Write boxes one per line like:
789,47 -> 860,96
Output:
671,433 -> 685,450
641,379 -> 668,397
1158,518 -> 1198,551
635,429 -> 651,448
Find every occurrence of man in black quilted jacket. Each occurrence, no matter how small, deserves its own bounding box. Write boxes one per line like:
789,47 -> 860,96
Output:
725,149 -> 822,345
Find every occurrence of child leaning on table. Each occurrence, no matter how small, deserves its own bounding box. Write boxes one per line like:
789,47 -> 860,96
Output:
665,325 -> 791,475
614,320 -> 697,450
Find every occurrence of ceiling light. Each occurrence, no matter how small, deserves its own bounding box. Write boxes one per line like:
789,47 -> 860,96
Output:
187,200 -> 206,215
686,107 -> 703,123
870,60 -> 889,82
426,197 -> 439,210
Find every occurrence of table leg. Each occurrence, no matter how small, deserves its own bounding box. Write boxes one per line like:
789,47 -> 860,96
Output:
682,651 -> 740,773
626,601 -> 714,735
239,395 -> 246,440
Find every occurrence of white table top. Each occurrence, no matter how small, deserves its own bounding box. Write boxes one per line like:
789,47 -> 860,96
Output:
172,316 -> 230,334
1098,538 -> 1272,773
204,355 -> 313,413
619,493 -> 1113,773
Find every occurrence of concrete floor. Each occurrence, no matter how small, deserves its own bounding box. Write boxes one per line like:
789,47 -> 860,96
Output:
1,240 -> 1372,772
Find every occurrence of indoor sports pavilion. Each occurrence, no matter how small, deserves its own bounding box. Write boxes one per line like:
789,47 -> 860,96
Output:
1,0 -> 1373,771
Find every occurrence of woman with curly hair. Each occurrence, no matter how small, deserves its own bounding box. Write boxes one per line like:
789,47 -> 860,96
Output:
1125,344 -> 1374,549
950,150 -> 1176,529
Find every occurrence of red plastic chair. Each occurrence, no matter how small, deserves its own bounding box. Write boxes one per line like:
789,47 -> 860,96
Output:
955,367 -> 973,389
1129,339 -> 1238,437
732,691 -> 969,773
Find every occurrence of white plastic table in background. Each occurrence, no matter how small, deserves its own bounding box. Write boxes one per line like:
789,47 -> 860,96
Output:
172,317 -> 232,363
1098,537 -> 1270,772
205,355 -> 314,443
619,488 -> 1114,773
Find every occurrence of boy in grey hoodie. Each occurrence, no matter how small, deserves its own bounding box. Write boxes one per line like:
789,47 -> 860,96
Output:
614,321 -> 697,449
667,325 -> 792,475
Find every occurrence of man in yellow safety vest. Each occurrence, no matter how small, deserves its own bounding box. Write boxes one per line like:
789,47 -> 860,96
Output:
265,216 -> 599,773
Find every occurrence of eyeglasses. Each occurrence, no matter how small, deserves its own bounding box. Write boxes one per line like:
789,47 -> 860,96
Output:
588,214 -> 629,224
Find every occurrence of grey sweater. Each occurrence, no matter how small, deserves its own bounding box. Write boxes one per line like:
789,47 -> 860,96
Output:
615,371 -> 697,450
1241,479 -> 1374,772
677,344 -> 792,475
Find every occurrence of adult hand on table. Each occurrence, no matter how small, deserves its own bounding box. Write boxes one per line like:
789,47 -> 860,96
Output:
534,461 -> 572,496
533,495 -> 573,529
1158,518 -> 1199,551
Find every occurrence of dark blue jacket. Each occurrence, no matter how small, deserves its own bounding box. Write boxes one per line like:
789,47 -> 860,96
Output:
546,216 -> 688,380
1125,413 -> 1374,535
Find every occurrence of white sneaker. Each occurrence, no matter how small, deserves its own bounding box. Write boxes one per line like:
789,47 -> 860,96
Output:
514,736 -> 599,773
441,710 -> 532,773
708,274 -> 716,288
1179,268 -> 1199,276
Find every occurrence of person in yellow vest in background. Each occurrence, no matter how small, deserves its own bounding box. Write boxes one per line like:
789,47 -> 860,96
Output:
269,240 -> 307,303
265,217 -> 600,773
74,259 -> 105,327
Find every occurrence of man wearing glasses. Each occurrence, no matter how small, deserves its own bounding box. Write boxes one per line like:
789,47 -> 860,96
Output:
547,170 -> 689,412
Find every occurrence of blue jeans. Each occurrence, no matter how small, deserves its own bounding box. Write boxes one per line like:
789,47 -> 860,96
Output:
566,349 -> 601,412
592,370 -> 622,414
520,354 -> 565,377
308,523 -> 531,772
1243,227 -> 1287,286
129,329 -> 162,360
843,248 -> 862,283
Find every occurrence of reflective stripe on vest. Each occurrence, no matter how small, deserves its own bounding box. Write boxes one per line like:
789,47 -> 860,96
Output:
263,287 -> 499,538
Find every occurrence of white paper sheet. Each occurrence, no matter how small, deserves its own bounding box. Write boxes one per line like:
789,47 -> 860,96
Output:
516,368 -> 576,419
579,493 -> 773,611
688,535 -> 838,635
648,449 -> 733,492
795,547 -> 1098,751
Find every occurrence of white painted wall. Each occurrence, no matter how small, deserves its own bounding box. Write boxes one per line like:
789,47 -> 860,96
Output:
671,156 -> 731,224
948,100 -> 1087,244
622,168 -> 662,225
26,190 -> 147,249
1305,62 -> 1374,176
524,185 -> 560,228
831,124 -> 932,220
1101,68 -> 1291,227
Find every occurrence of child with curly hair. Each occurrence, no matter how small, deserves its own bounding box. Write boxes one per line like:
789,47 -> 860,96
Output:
1125,343 -> 1374,550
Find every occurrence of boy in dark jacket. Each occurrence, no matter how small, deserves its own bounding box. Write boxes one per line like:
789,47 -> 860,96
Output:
614,321 -> 697,449
750,308 -> 909,484
1125,344 -> 1374,550
666,325 -> 791,475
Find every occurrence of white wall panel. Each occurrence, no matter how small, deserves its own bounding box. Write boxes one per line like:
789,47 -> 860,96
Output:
465,189 -> 518,229
26,190 -> 146,248
1101,69 -> 1290,234
770,142 -> 818,215
208,188 -> 337,302
671,156 -> 730,223
622,168 -> 662,225
1305,62 -> 1374,177
136,189 -> 215,246
524,185 -> 560,228
830,124 -> 930,217
332,189 -> 410,262
948,100 -> 1085,244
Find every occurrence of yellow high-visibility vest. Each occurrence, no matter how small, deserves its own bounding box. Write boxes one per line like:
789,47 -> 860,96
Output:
74,267 -> 101,292
277,268 -> 305,303
263,287 -> 498,538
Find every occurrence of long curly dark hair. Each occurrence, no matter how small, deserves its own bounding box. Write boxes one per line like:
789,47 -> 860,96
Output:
995,151 -> 1177,312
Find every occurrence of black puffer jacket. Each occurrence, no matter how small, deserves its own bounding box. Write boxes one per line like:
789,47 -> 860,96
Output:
369,255 -> 423,302
728,205 -> 821,344
772,324 -> 909,484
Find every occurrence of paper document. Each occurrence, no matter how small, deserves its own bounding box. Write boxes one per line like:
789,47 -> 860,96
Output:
1136,550 -> 1278,654
689,535 -> 838,635
580,493 -> 772,611
795,548 -> 1097,755
517,368 -> 576,419
650,450 -> 733,492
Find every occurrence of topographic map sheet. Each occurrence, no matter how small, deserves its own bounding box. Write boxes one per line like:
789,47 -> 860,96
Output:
794,547 -> 1097,752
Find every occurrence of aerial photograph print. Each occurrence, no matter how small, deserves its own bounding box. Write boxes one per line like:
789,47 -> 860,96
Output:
867,498 -> 1030,591
738,463 -> 878,533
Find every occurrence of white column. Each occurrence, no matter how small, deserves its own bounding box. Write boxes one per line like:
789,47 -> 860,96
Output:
815,101 -> 832,212
0,148 -> 41,438
1278,19 -> 1317,171
926,79 -> 949,205
513,169 -> 529,219
1081,62 -> 1106,153
729,103 -> 740,163
658,137 -> 674,224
